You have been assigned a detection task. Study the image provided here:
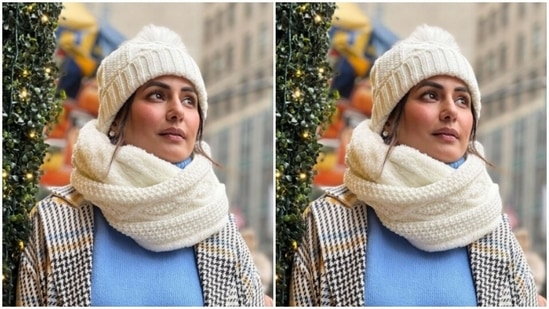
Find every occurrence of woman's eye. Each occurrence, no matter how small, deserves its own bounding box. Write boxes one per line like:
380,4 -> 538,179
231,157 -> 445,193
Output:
422,91 -> 437,100
148,90 -> 165,100
182,97 -> 196,106
456,97 -> 470,106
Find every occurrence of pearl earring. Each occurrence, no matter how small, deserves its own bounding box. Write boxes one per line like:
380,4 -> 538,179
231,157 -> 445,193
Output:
382,130 -> 389,138
108,130 -> 116,138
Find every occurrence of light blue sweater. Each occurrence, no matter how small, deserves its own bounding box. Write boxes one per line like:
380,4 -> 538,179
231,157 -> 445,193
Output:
364,156 -> 477,306
91,157 -> 203,306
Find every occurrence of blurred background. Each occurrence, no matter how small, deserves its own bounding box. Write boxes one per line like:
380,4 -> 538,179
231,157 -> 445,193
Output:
44,2 -> 273,296
320,2 -> 546,297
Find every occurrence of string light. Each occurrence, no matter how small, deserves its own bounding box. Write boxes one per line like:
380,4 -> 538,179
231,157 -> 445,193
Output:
22,69 -> 29,77
28,131 -> 36,139
19,88 -> 29,99
292,89 -> 301,99
40,14 -> 48,23
292,240 -> 298,250
18,241 -> 24,250
25,173 -> 33,180
299,173 -> 307,180
296,69 -> 303,77
276,170 -> 281,178
302,131 -> 309,138
314,14 -> 322,23
2,170 -> 7,178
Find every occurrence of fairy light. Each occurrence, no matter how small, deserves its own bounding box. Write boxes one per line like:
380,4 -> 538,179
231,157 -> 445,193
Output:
299,172 -> 307,180
29,131 -> 36,139
296,69 -> 303,77
276,170 -> 281,178
22,69 -> 29,77
293,89 -> 301,99
2,170 -> 7,178
18,241 -> 24,250
302,131 -> 309,138
19,88 -> 29,99
314,14 -> 322,23
25,172 -> 33,180
40,14 -> 48,23
292,240 -> 298,250
45,67 -> 51,74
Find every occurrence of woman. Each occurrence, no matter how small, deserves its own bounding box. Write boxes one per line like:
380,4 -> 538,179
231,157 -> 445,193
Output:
17,25 -> 265,306
290,25 -> 538,306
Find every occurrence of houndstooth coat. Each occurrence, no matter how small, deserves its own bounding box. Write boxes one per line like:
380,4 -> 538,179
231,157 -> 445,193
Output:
16,185 -> 265,306
290,185 -> 538,307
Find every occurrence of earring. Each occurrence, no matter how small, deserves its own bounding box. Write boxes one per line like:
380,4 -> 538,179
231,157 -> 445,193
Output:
108,130 -> 116,138
382,130 -> 389,138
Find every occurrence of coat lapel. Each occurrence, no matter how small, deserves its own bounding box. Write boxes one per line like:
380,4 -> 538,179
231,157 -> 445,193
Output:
43,186 -> 94,306
318,186 -> 368,306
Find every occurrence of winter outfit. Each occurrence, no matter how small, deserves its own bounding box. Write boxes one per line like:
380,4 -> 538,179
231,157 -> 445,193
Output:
16,25 -> 264,306
290,25 -> 537,306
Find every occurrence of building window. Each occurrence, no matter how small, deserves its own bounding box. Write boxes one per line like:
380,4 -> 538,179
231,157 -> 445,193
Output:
227,3 -> 235,28
226,44 -> 233,73
516,33 -> 525,65
487,51 -> 496,77
489,9 -> 497,34
501,3 -> 509,27
258,23 -> 268,58
517,3 -> 526,19
529,69 -> 538,99
204,18 -> 212,43
477,18 -> 485,43
241,77 -> 249,105
243,33 -> 252,66
245,3 -> 253,17
216,10 -> 223,35
532,23 -> 542,58
499,43 -> 507,72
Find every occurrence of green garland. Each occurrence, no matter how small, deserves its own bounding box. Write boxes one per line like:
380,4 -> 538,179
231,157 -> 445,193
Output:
2,3 -> 63,306
275,2 -> 336,305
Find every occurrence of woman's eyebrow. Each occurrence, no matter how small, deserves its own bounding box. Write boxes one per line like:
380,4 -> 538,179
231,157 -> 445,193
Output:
416,80 -> 470,94
142,81 -> 197,94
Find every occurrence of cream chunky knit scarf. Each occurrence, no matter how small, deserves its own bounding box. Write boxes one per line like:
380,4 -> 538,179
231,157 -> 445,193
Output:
71,120 -> 229,252
344,120 -> 502,252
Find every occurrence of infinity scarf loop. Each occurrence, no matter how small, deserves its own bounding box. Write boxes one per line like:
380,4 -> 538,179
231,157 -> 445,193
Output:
71,120 -> 229,252
344,120 -> 502,252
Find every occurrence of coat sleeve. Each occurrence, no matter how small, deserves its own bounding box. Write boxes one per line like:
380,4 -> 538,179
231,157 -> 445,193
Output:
507,223 -> 538,306
289,205 -> 325,306
234,223 -> 266,306
16,206 -> 51,306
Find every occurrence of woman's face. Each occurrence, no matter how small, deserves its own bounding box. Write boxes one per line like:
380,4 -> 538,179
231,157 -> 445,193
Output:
394,75 -> 474,163
123,75 -> 200,163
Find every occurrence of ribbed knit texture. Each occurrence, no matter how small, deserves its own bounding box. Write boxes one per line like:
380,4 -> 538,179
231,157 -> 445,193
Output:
96,25 -> 208,134
344,119 -> 502,252
369,24 -> 481,134
91,207 -> 204,306
364,207 -> 477,306
71,119 -> 229,252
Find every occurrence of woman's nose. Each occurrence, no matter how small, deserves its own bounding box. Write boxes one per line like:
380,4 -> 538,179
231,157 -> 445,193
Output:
439,96 -> 458,121
166,98 -> 184,121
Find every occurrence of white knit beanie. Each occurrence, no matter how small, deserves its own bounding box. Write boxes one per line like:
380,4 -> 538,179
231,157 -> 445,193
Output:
369,24 -> 481,134
96,24 -> 208,134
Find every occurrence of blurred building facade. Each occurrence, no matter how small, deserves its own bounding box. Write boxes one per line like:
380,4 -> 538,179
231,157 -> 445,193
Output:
200,2 -> 274,256
83,3 -> 274,256
357,0 -> 547,280
473,2 -> 546,257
